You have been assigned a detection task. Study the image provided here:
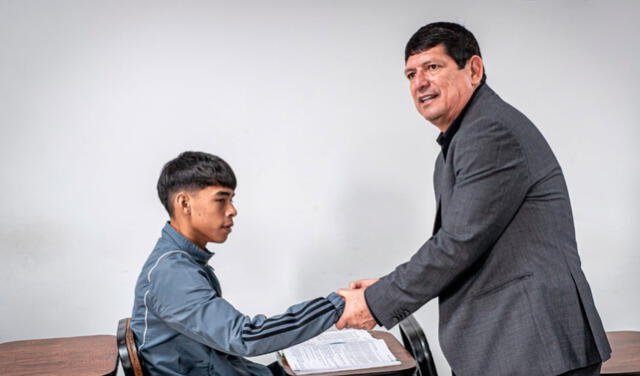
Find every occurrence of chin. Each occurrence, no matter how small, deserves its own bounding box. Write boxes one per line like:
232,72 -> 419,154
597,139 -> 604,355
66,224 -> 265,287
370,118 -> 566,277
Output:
418,108 -> 436,120
215,235 -> 229,243
422,109 -> 445,123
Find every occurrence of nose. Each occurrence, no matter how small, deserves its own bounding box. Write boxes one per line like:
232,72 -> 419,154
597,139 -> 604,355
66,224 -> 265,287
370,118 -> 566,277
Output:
414,71 -> 429,92
227,202 -> 238,217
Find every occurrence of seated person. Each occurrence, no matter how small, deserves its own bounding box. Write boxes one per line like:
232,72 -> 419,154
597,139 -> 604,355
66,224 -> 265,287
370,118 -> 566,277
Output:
131,151 -> 345,376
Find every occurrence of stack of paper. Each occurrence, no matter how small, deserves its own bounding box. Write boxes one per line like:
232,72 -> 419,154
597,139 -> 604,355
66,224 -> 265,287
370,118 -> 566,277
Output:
281,330 -> 400,375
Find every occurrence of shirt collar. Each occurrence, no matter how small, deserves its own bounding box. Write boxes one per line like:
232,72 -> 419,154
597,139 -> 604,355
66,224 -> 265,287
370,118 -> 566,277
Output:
436,82 -> 484,158
161,221 -> 214,264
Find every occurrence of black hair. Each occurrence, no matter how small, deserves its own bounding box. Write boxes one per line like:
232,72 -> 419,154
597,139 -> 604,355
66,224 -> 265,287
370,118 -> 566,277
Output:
157,151 -> 237,216
405,22 -> 487,84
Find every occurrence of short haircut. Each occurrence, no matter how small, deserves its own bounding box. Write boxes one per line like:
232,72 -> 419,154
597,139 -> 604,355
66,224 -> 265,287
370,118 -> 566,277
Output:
157,151 -> 237,216
405,22 -> 487,84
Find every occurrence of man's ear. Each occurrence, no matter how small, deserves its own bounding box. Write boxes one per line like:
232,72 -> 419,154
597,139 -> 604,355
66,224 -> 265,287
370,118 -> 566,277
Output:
468,55 -> 484,86
174,191 -> 191,216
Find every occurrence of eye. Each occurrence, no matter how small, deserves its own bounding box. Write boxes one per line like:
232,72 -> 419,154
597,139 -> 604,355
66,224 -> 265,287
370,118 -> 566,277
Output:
427,64 -> 439,71
406,72 -> 415,80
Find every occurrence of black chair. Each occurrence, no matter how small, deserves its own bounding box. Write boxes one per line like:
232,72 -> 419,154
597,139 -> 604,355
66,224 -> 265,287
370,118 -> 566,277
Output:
399,315 -> 438,376
117,317 -> 146,376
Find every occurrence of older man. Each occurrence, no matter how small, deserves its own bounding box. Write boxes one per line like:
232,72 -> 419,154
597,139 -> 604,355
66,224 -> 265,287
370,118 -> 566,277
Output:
336,22 -> 610,376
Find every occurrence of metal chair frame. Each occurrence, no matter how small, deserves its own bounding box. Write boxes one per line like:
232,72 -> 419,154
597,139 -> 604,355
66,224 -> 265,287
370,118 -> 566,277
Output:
398,315 -> 438,376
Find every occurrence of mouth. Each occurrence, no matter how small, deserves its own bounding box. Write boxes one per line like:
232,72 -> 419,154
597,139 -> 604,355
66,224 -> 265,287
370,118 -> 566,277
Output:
221,224 -> 233,233
419,93 -> 438,103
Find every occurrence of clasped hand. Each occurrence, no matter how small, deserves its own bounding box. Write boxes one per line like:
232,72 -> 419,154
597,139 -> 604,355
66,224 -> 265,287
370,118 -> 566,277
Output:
335,278 -> 379,330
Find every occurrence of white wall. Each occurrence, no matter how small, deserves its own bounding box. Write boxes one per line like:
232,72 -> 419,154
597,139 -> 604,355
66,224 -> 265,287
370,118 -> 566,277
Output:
1,1 -> 638,374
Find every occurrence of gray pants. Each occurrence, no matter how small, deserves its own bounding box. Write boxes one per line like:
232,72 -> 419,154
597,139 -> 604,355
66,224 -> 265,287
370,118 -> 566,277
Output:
268,362 -> 287,376
451,363 -> 602,376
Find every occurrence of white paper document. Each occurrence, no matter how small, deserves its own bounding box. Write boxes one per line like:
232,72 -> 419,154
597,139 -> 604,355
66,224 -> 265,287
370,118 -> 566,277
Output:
281,330 -> 400,375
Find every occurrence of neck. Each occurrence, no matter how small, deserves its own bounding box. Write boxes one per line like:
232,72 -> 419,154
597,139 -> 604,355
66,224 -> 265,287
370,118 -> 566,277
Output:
433,85 -> 479,132
436,123 -> 450,133
170,219 -> 206,249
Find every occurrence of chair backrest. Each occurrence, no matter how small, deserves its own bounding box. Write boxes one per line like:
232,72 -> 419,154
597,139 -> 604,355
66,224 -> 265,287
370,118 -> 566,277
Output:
399,315 -> 438,376
117,318 -> 146,376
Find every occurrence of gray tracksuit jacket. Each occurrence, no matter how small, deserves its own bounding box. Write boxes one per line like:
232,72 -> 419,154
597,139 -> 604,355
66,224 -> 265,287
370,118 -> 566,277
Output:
131,223 -> 344,375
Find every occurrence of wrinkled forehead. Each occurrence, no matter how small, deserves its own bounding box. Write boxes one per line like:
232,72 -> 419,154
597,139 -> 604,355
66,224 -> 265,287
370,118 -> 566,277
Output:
404,45 -> 452,69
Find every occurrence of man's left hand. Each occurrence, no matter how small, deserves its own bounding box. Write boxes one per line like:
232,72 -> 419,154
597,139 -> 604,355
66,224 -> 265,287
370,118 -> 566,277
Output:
335,288 -> 376,330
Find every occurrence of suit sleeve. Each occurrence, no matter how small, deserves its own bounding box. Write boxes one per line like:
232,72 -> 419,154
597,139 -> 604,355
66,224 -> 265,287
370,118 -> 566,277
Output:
365,118 -> 530,329
145,254 -> 344,356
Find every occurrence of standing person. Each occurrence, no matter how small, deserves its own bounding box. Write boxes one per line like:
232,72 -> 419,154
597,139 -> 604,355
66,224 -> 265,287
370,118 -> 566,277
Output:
336,22 -> 610,376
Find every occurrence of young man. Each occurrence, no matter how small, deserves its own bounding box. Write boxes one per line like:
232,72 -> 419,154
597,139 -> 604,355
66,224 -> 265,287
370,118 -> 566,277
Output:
131,151 -> 344,376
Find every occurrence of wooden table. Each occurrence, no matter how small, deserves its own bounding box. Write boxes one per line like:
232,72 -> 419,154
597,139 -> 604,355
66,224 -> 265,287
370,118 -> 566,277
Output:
278,330 -> 416,376
602,331 -> 640,375
0,335 -> 118,376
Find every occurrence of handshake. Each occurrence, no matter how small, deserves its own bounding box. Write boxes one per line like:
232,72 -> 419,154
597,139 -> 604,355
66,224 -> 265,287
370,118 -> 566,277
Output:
335,278 -> 380,330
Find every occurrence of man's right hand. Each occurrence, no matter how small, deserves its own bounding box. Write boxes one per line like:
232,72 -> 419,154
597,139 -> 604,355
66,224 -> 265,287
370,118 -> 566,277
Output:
349,278 -> 379,289
335,287 -> 376,330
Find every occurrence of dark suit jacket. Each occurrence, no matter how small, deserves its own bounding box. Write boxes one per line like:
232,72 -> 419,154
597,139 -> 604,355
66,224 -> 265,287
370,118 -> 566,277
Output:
365,84 -> 611,375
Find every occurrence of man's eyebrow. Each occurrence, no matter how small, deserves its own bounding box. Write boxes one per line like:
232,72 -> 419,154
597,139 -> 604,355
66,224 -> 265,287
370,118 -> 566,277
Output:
405,58 -> 442,74
404,67 -> 416,75
215,191 -> 234,197
404,60 -> 430,74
